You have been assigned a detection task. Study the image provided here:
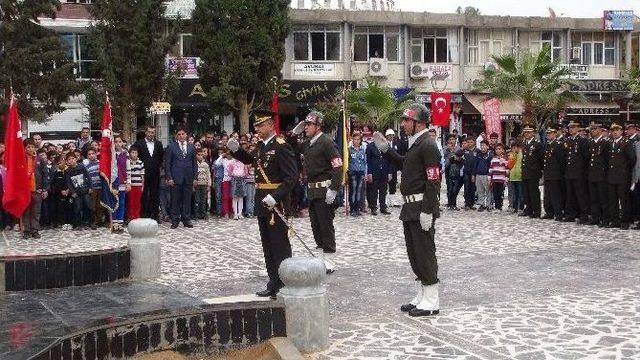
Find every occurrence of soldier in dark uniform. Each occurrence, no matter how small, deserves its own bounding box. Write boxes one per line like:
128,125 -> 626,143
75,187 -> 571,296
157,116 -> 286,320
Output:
520,126 -> 544,218
291,111 -> 344,273
372,103 -> 441,317
587,122 -> 610,227
625,123 -> 640,229
607,122 -> 637,230
227,111 -> 299,298
542,125 -> 566,221
563,121 -> 590,224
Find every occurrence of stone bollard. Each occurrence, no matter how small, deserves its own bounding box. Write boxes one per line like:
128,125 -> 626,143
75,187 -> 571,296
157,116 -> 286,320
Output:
127,218 -> 161,280
278,256 -> 329,353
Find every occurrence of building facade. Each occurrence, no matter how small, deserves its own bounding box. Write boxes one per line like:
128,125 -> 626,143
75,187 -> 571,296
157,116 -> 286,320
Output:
35,2 -> 640,143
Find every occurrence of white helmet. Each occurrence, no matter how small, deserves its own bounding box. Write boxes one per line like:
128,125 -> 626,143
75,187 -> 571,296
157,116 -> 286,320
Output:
385,129 -> 396,136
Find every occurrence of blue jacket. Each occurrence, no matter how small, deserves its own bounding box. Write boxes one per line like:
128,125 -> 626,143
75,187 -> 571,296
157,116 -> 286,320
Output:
473,151 -> 492,176
348,144 -> 367,173
366,142 -> 391,180
165,141 -> 198,185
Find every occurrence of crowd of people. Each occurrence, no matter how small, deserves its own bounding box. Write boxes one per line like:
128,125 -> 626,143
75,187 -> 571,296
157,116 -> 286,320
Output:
1,117 -> 639,239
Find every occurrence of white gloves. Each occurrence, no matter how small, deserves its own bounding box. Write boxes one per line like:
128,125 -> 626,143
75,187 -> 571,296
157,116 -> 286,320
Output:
292,121 -> 305,136
419,213 -> 434,232
262,194 -> 277,208
372,131 -> 390,153
325,188 -> 337,204
632,183 -> 636,191
227,138 -> 240,153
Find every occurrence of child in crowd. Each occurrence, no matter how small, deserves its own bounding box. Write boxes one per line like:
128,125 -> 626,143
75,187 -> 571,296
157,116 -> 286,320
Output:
50,155 -> 73,230
445,149 -> 464,210
508,142 -> 524,213
65,152 -> 93,230
216,151 -> 233,217
213,148 -> 225,216
83,148 -> 105,227
489,144 -> 509,211
473,140 -> 493,211
228,155 -> 247,220
22,139 -> 50,239
112,136 -> 128,233
126,146 -> 145,221
348,133 -> 367,216
244,148 -> 256,217
194,149 -> 212,220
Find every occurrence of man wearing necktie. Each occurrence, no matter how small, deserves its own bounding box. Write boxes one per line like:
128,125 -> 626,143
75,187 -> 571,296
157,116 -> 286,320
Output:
165,126 -> 198,228
227,110 -> 298,299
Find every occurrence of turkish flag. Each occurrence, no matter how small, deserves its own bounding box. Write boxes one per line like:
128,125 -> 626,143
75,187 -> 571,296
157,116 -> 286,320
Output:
2,98 -> 30,217
271,92 -> 280,134
99,96 -> 118,213
430,92 -> 451,127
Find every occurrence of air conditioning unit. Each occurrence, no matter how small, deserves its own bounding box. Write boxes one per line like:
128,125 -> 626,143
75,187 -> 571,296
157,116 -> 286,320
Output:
368,58 -> 388,77
483,62 -> 497,71
410,62 -> 428,79
572,47 -> 582,61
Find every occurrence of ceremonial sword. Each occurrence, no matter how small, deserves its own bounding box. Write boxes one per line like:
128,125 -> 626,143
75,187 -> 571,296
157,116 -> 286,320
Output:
270,206 -> 316,257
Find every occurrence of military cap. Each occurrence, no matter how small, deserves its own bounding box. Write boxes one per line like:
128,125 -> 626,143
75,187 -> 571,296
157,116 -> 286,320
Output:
522,125 -> 535,132
253,110 -> 275,126
546,126 -> 558,133
304,110 -> 324,125
589,121 -> 602,129
610,122 -> 623,130
401,103 -> 431,123
567,120 -> 581,127
625,123 -> 637,129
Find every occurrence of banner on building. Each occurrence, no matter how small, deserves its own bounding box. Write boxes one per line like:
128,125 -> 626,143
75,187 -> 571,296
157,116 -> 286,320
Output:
603,10 -> 634,31
482,98 -> 502,139
166,57 -> 200,79
430,92 -> 451,127
293,63 -> 336,77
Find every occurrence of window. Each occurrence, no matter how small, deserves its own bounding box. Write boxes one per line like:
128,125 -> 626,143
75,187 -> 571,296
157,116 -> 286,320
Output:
352,26 -> 401,62
572,32 -> 615,65
466,29 -> 504,64
410,28 -> 457,64
60,33 -> 98,79
180,34 -> 198,57
528,31 -> 563,62
293,25 -> 341,61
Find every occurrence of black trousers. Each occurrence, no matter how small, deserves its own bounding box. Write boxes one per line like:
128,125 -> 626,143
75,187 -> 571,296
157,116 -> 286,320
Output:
631,181 -> 640,222
609,182 -> 631,225
402,221 -> 438,285
170,183 -> 193,224
388,172 -> 398,195
463,174 -> 476,207
492,183 -> 505,210
142,176 -> 161,220
309,198 -> 336,253
588,181 -> 609,224
522,178 -> 541,216
544,180 -> 564,218
257,215 -> 292,291
366,177 -> 388,211
565,178 -> 589,220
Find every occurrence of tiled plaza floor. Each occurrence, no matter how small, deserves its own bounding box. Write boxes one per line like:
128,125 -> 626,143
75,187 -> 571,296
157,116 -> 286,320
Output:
2,196 -> 639,359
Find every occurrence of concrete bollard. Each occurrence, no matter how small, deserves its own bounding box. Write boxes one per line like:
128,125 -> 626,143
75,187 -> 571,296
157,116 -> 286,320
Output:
127,218 -> 161,280
278,256 -> 329,353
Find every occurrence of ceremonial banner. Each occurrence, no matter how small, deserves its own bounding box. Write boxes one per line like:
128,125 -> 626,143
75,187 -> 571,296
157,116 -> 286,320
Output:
430,92 -> 451,127
271,92 -> 280,134
2,98 -> 30,217
99,96 -> 118,213
482,98 -> 502,139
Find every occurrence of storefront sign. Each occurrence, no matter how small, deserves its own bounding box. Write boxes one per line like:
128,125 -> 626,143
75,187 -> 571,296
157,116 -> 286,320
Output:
278,80 -> 355,104
603,10 -> 634,31
150,102 -> 171,115
559,64 -> 589,79
570,80 -> 628,93
500,114 -> 523,122
166,57 -> 200,79
425,64 -> 453,80
483,98 -> 502,139
567,107 -> 619,116
293,63 -> 336,77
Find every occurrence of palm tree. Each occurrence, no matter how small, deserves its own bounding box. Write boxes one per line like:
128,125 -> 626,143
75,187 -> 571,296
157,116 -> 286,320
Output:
474,44 -> 581,129
346,78 -> 414,129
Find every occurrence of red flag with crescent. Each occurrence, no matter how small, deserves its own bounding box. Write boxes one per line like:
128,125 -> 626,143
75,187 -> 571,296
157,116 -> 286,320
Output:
430,92 -> 451,127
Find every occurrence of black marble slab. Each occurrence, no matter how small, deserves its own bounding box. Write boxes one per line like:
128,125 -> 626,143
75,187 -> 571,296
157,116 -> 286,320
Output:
0,282 -> 286,359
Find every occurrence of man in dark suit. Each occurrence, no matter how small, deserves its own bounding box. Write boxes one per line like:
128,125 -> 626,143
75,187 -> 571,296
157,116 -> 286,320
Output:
165,126 -> 197,228
607,122 -> 637,229
564,121 -> 591,224
521,125 -> 544,218
366,139 -> 390,215
134,125 -> 164,221
587,122 -> 610,227
542,125 -> 566,221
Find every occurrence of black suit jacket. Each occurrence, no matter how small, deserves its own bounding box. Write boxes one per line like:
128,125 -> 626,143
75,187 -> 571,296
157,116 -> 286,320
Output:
543,139 -> 566,181
587,137 -> 610,183
608,137 -> 636,184
522,138 -> 543,180
134,139 -> 164,179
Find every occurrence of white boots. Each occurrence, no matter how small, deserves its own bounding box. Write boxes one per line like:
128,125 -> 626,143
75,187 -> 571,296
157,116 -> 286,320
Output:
400,280 -> 423,312
407,283 -> 440,317
317,251 -> 336,274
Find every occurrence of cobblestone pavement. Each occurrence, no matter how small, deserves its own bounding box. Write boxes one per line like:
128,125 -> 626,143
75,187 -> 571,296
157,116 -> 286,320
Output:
2,197 -> 639,359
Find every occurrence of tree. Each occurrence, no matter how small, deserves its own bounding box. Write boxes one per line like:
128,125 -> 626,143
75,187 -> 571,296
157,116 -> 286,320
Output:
474,45 -> 581,128
0,0 -> 80,121
346,78 -> 413,129
627,67 -> 640,102
456,6 -> 481,16
192,0 -> 291,134
87,0 -> 179,140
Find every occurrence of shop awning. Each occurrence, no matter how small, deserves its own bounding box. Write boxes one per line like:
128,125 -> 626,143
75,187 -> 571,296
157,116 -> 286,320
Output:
565,100 -> 620,116
463,94 -> 524,121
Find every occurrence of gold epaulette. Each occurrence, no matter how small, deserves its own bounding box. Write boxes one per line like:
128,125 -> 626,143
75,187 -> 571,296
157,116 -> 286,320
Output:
276,137 -> 286,144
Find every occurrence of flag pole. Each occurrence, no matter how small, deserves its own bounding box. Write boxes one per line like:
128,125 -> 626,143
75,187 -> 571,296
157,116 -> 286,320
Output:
342,82 -> 349,217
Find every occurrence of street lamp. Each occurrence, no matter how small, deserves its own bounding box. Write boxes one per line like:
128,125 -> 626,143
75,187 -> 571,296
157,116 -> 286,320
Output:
624,92 -> 633,123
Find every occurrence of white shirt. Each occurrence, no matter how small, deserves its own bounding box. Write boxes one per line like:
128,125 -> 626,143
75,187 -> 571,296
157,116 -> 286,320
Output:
408,128 -> 429,149
261,134 -> 276,147
180,141 -> 187,155
310,132 -> 323,146
594,135 -> 603,143
146,139 -> 155,157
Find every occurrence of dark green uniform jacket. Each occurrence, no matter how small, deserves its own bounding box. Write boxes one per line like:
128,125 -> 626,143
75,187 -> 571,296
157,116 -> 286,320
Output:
301,133 -> 344,200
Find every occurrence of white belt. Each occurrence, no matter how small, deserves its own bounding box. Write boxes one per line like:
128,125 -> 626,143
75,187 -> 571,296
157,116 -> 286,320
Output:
403,193 -> 423,203
308,180 -> 332,189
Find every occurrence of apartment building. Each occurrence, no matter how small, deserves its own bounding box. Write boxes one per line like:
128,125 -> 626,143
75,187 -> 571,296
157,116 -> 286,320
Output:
34,2 -> 640,141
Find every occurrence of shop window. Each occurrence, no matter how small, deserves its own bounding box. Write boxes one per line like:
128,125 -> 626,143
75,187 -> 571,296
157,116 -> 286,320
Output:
353,26 -> 402,62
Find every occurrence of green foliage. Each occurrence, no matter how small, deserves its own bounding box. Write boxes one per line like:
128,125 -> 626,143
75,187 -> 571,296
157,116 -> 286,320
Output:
474,44 -> 581,128
627,67 -> 640,102
192,0 -> 290,133
346,78 -> 413,129
87,0 -> 179,135
456,6 -> 481,15
0,0 -> 81,121
313,84 -> 352,131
